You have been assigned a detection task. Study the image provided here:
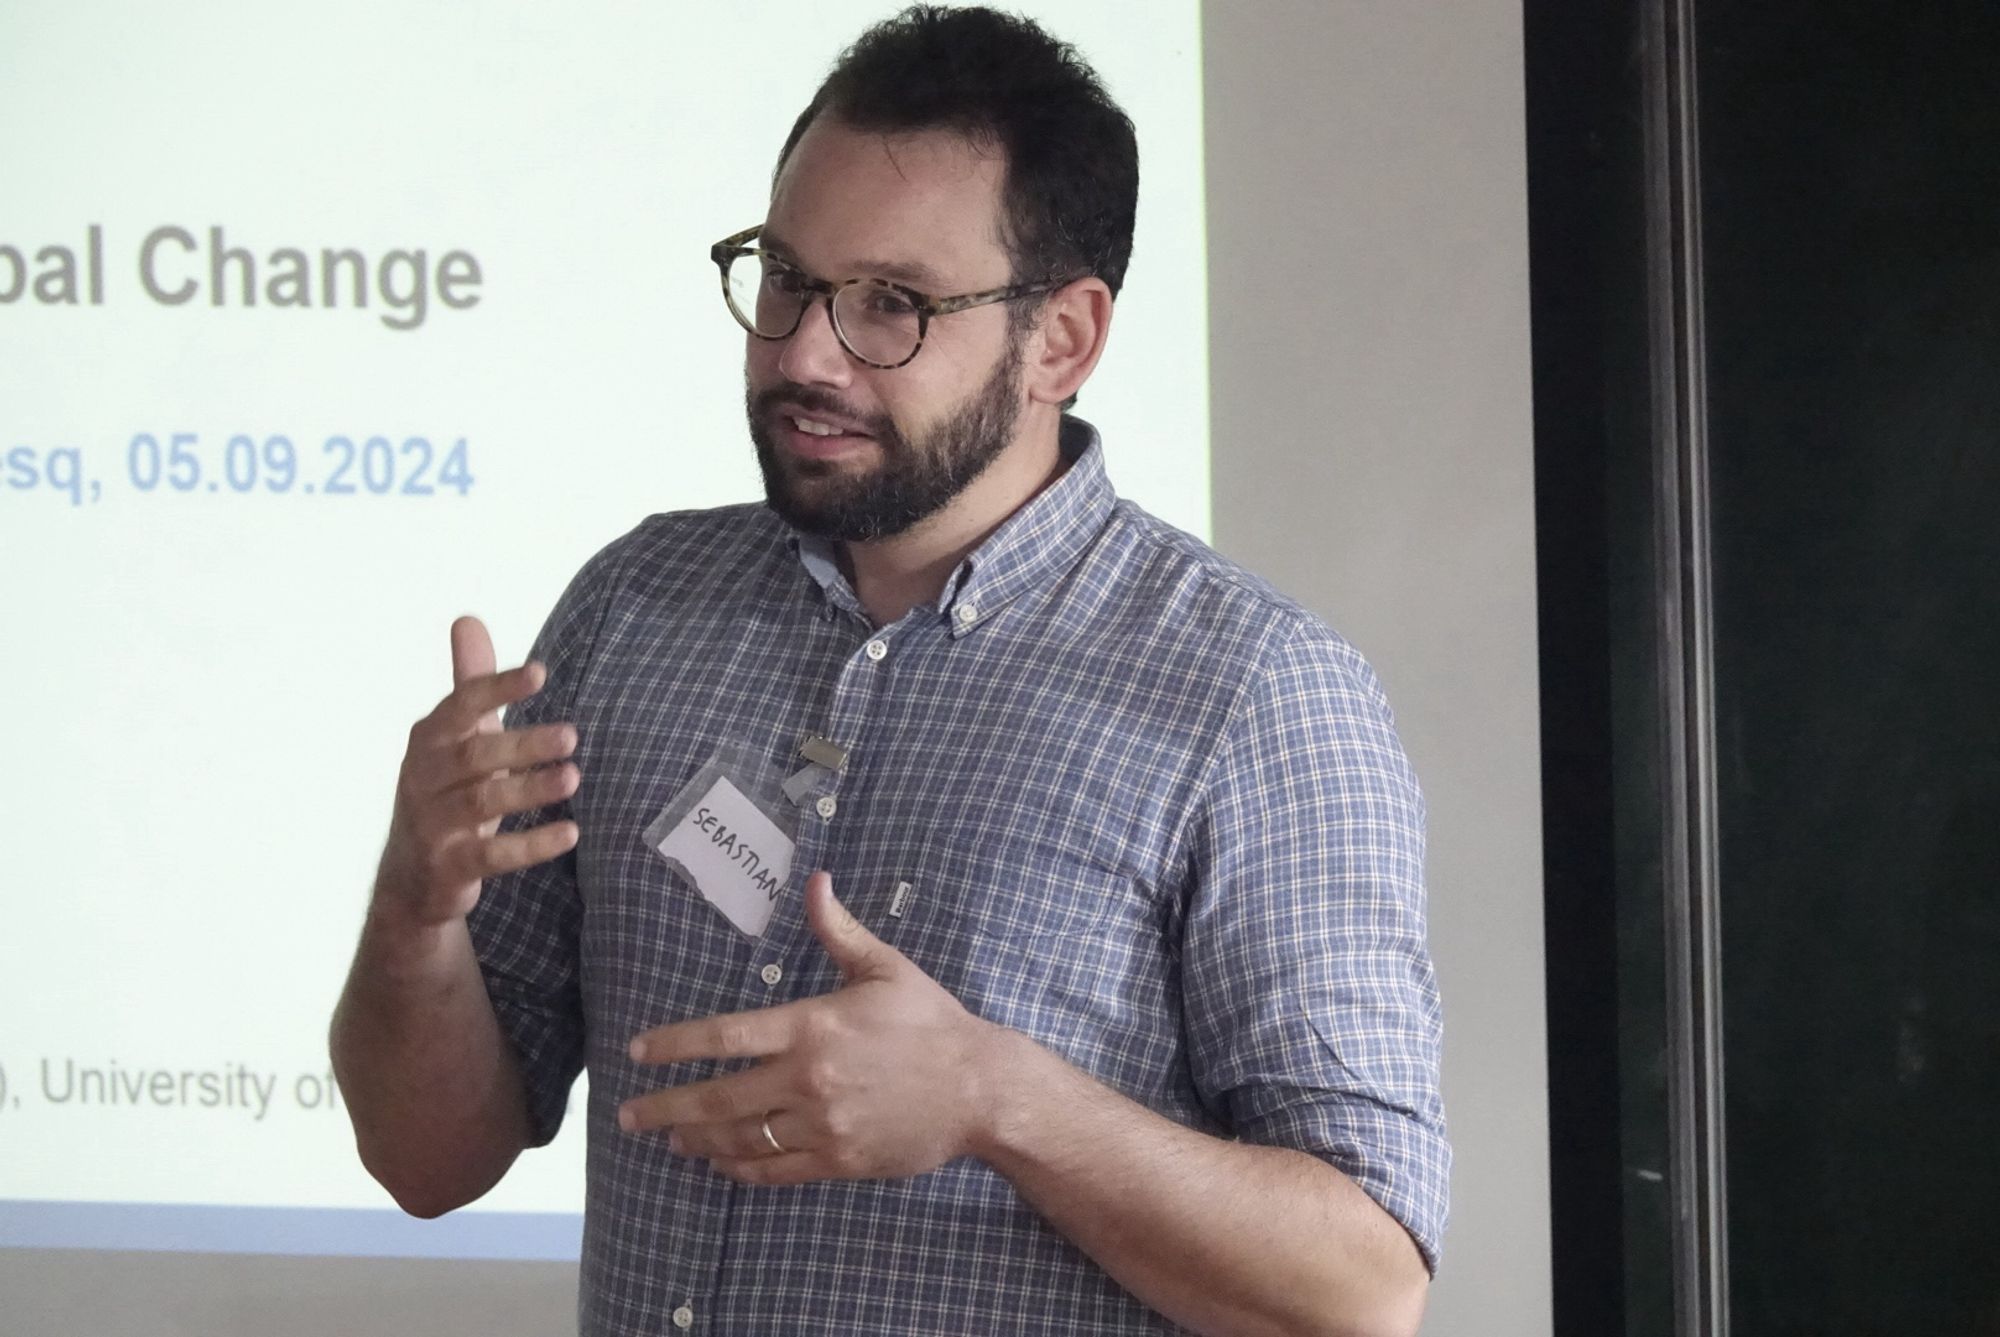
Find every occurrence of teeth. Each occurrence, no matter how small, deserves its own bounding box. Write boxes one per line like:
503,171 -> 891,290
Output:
793,417 -> 843,437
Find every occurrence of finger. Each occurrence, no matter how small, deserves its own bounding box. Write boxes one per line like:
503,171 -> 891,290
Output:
669,1110 -> 807,1161
425,661 -> 547,739
709,1152 -> 837,1187
427,762 -> 579,834
408,722 -> 578,800
805,871 -> 897,981
454,723 -> 579,779
617,1064 -> 793,1134
629,999 -> 818,1066
430,820 -> 579,886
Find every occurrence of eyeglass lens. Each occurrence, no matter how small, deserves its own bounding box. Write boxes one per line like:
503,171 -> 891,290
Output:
724,253 -> 922,366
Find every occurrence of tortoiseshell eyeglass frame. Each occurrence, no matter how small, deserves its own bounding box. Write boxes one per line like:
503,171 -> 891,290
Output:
710,225 -> 1075,370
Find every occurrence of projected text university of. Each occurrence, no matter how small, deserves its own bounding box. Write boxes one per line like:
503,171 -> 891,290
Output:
0,224 -> 483,330
35,1057 -> 284,1120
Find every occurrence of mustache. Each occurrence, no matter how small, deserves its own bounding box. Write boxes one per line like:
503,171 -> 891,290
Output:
750,382 -> 877,429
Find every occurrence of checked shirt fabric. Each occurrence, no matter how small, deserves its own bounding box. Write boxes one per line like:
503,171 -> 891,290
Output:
467,418 -> 1449,1335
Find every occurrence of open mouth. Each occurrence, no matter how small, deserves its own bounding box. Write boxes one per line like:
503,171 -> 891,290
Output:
778,412 -> 876,458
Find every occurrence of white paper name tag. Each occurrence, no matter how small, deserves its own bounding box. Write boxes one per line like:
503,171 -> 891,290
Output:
650,776 -> 796,937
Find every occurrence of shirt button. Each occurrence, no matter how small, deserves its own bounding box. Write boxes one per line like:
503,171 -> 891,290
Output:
815,795 -> 838,820
954,602 -> 978,626
760,963 -> 783,986
672,1305 -> 694,1330
864,638 -> 888,662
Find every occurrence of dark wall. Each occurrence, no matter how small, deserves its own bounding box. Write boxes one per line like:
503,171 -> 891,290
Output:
1533,1 -> 2000,1333
1698,2 -> 2000,1332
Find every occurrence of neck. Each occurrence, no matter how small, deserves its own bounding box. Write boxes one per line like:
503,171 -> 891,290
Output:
843,416 -> 1066,626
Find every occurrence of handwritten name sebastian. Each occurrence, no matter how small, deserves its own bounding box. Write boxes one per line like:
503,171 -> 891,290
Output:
691,805 -> 784,900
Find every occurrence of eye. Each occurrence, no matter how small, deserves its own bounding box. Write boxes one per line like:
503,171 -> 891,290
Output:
763,264 -> 808,296
864,288 -> 918,318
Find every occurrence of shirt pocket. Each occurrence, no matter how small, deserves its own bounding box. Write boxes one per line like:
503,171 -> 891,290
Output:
884,842 -> 1160,1047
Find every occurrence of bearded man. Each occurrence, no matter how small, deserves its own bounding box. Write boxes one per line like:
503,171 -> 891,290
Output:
332,8 -> 1449,1334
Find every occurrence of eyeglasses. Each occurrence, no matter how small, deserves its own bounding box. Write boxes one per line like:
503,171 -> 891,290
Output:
710,226 -> 1072,369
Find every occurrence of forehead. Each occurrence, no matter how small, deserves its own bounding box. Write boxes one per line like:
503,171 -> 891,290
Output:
765,117 -> 1011,288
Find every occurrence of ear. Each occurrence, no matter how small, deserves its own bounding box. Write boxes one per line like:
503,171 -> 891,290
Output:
1024,277 -> 1114,408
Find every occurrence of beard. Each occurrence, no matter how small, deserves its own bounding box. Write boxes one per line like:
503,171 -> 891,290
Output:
748,335 -> 1024,542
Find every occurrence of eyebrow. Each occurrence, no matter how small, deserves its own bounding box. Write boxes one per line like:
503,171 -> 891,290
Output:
759,229 -> 951,292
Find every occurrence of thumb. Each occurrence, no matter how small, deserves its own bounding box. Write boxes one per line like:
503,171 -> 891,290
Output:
450,615 -> 504,735
450,615 -> 497,687
806,871 -> 894,981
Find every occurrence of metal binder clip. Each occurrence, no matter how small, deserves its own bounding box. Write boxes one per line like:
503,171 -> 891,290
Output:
797,735 -> 848,772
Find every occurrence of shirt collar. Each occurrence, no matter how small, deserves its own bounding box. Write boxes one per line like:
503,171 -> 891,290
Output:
789,415 -> 1116,636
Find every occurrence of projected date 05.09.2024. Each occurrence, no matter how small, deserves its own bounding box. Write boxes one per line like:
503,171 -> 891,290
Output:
2,432 -> 475,507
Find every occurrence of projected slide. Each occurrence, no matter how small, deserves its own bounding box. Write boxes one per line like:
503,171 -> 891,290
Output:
0,1 -> 1207,1259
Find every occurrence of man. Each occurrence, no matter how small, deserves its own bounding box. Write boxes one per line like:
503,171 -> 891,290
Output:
331,8 -> 1447,1334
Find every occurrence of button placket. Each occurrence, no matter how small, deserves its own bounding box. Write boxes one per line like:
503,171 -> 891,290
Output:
767,613 -> 892,970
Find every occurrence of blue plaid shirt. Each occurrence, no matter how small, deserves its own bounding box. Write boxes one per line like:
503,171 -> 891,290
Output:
470,418 -> 1448,1335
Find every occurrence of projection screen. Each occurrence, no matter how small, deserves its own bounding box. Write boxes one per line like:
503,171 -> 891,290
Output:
0,0 -> 1208,1266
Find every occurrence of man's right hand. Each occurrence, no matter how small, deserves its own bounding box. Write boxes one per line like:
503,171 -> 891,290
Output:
373,615 -> 581,933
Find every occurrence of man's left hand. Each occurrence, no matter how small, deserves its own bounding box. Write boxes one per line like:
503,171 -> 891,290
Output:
619,870 -> 1000,1185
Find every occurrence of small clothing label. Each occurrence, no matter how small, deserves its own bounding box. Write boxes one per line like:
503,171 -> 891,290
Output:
650,775 -> 796,937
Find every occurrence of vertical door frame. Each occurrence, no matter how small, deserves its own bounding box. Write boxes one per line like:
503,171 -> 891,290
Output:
1641,0 -> 1731,1330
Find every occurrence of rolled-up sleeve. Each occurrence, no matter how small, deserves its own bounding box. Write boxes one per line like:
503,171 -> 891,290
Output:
1181,622 -> 1450,1271
464,537 -> 628,1148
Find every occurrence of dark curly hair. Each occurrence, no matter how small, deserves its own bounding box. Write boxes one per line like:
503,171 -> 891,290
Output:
775,5 -> 1139,306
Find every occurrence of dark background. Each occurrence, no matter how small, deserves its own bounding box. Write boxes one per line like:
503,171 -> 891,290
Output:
1532,0 -> 2000,1332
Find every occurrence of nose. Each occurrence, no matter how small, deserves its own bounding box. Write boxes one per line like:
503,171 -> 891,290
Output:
775,294 -> 853,388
